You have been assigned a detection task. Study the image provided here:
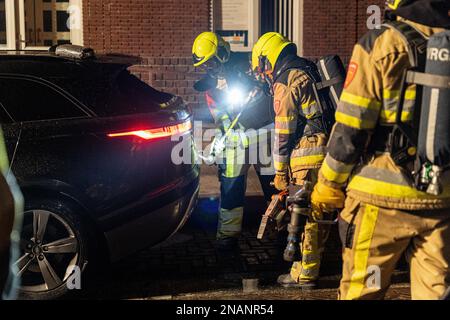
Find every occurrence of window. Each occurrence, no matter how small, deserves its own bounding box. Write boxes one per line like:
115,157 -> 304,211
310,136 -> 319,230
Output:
0,0 -> 83,50
0,1 -> 6,46
0,77 -> 86,122
0,0 -> 15,49
260,0 -> 304,55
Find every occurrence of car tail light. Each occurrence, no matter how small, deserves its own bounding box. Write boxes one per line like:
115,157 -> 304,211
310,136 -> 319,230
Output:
107,120 -> 192,140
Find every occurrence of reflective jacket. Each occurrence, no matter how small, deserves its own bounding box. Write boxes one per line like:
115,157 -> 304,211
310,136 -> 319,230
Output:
0,127 -> 23,299
319,18 -> 450,210
272,55 -> 328,174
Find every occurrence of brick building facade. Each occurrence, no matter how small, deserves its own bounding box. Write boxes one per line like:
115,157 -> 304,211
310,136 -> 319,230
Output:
81,0 -> 386,120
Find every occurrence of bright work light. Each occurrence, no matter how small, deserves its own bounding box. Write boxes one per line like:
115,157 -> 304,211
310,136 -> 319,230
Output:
227,87 -> 245,107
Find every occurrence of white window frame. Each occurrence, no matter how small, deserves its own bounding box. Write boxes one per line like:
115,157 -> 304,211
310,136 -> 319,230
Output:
0,0 -> 16,50
247,0 -> 260,51
1,0 -> 83,51
292,0 -> 304,56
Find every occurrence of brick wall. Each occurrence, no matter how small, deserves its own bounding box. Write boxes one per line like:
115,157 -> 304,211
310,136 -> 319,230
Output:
303,0 -> 385,62
82,0 -> 386,120
82,0 -> 210,114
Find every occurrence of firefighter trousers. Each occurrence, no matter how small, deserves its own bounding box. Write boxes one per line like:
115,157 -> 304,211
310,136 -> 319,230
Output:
339,196 -> 450,300
290,168 -> 331,282
216,135 -> 275,240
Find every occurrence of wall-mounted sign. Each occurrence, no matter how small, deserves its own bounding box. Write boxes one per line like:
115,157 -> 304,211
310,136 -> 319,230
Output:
213,0 -> 259,51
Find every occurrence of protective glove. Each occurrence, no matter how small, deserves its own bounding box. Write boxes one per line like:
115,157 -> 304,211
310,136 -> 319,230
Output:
311,181 -> 345,218
273,171 -> 289,191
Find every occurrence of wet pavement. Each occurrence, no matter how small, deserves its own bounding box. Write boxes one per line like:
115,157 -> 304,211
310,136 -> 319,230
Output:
77,165 -> 411,300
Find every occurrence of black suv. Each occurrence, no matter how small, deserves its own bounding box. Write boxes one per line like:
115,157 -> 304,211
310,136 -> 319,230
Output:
0,47 -> 199,299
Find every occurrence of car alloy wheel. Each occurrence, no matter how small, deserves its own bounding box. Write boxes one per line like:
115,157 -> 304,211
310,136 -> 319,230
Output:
14,209 -> 80,293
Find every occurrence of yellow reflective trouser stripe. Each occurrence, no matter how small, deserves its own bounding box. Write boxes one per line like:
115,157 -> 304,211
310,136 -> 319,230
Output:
300,251 -> 320,280
290,155 -> 325,167
225,147 -> 237,178
345,204 -> 379,300
335,111 -> 377,130
340,92 -> 382,110
321,156 -> 352,184
0,128 -> 9,174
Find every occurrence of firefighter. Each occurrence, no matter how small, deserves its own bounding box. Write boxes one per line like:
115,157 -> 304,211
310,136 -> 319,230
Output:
252,32 -> 331,288
0,126 -> 23,299
310,0 -> 450,299
192,32 -> 276,252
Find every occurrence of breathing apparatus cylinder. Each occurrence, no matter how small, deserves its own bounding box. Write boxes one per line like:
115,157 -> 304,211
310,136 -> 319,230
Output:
417,31 -> 450,195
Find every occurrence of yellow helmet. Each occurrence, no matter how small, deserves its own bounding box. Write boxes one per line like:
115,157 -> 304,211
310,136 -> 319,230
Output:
252,32 -> 295,74
192,32 -> 231,67
386,0 -> 407,10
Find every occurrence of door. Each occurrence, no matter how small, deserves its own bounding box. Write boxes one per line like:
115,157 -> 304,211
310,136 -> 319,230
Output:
24,0 -> 70,47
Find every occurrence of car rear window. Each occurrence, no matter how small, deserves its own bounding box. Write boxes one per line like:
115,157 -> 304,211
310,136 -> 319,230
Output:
107,70 -> 174,114
0,77 -> 86,122
55,66 -> 175,117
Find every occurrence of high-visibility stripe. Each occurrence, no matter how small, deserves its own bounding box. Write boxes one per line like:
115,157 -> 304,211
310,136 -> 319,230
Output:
292,146 -> 327,158
383,89 -> 416,101
340,91 -> 382,110
379,110 -> 413,122
345,204 -> 379,300
290,155 -> 325,167
321,156 -> 352,184
348,175 -> 448,198
0,128 -> 9,174
348,165 -> 450,198
225,147 -> 236,178
274,161 -> 289,172
338,102 -> 380,124
335,111 -> 377,130
276,116 -> 296,122
275,116 -> 297,134
302,101 -> 320,115
302,100 -> 316,110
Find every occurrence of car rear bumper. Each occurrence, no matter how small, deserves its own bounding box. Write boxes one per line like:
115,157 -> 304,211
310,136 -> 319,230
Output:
102,167 -> 200,262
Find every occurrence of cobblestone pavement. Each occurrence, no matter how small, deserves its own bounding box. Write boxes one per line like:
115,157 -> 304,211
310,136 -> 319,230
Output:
76,166 -> 411,300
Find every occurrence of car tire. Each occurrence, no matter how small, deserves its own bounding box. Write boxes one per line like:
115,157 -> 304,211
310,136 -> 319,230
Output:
15,197 -> 89,300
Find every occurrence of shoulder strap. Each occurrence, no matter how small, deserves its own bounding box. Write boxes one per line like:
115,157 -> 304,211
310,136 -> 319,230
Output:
273,57 -> 320,84
382,20 -> 428,68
